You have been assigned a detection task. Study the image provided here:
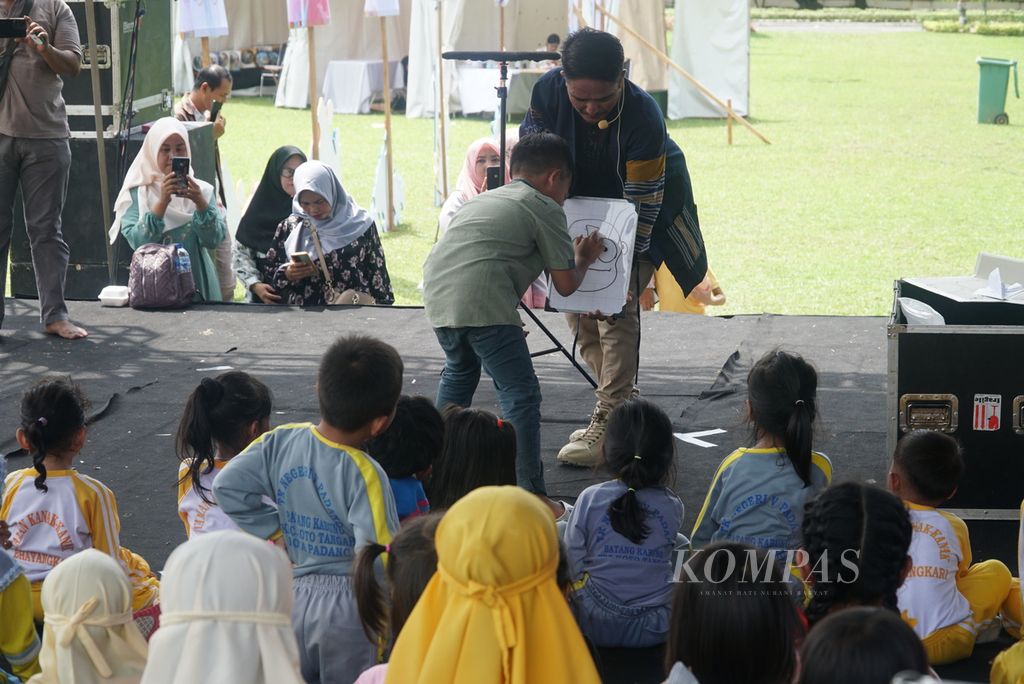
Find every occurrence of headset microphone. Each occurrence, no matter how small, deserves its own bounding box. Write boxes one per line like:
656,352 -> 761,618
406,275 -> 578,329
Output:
597,113 -> 620,130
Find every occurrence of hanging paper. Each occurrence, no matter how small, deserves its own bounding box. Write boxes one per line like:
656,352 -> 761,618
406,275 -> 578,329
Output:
177,0 -> 229,38
496,0 -> 512,6
287,0 -> 332,28
371,140 -> 404,230
364,0 -> 401,17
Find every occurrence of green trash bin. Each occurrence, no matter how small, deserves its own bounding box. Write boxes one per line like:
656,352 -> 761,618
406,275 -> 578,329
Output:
976,57 -> 1019,125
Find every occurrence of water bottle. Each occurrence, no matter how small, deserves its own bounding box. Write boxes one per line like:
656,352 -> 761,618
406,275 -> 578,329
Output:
175,244 -> 191,274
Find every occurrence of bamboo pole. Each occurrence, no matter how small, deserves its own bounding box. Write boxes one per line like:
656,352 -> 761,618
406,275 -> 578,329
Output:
594,3 -> 771,145
380,17 -> 395,232
84,0 -> 114,282
573,0 -> 586,28
201,37 -> 211,67
308,26 -> 320,160
727,99 -> 733,145
499,5 -> 505,51
437,0 -> 448,199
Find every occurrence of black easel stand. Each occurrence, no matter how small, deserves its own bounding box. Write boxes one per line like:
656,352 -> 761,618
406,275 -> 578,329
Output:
441,51 -> 597,388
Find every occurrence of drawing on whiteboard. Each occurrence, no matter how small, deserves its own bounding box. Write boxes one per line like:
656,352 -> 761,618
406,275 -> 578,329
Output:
570,219 -> 626,293
548,197 -> 638,315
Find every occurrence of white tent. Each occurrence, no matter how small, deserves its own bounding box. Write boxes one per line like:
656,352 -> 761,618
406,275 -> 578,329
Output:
571,0 -> 667,93
174,0 -> 413,106
668,1 -> 750,119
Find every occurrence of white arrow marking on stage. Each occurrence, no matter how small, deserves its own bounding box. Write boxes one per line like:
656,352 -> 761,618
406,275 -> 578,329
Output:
674,429 -> 727,448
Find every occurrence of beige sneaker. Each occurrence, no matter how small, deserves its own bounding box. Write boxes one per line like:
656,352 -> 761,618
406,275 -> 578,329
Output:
558,404 -> 611,467
567,389 -> 639,442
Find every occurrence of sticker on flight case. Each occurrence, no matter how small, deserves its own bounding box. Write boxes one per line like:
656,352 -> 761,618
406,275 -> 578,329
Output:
973,394 -> 1001,431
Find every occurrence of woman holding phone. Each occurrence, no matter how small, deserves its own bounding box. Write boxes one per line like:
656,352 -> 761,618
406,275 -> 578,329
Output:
110,117 -> 225,302
260,160 -> 393,307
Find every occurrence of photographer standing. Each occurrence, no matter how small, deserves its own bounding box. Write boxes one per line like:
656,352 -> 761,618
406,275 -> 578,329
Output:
0,0 -> 86,339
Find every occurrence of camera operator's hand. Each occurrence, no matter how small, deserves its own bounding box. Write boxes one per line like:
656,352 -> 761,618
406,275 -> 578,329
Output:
177,177 -> 209,213
213,114 -> 226,139
285,260 -> 316,282
17,15 -> 80,76
150,173 -> 179,218
18,17 -> 48,54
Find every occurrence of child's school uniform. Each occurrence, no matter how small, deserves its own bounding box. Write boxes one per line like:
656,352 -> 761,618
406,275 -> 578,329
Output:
214,422 -> 400,684
1,468 -> 159,620
564,480 -> 683,647
990,499 -> 1024,684
388,477 -> 429,522
0,561 -> 40,680
177,460 -> 240,537
897,501 -> 1014,665
690,447 -> 832,551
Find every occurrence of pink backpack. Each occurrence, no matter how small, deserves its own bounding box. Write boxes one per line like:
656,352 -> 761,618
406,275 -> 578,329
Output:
128,243 -> 197,309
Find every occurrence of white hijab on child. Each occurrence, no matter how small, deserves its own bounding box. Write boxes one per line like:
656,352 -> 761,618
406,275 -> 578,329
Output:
28,549 -> 149,684
140,530 -> 304,684
285,160 -> 374,257
107,117 -> 216,244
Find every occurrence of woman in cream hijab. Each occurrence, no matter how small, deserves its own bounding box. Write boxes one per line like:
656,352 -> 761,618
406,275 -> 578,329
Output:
28,549 -> 148,684
385,486 -> 600,684
140,530 -> 304,684
110,117 -> 227,303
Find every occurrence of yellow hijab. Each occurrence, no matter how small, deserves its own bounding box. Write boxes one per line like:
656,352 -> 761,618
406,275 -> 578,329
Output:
385,486 -> 600,684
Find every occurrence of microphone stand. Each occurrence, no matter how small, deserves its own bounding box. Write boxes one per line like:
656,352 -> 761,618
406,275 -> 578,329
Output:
441,51 -> 597,388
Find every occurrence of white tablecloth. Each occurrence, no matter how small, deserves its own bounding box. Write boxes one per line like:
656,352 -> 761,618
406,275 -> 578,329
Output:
321,60 -> 405,114
455,66 -> 543,115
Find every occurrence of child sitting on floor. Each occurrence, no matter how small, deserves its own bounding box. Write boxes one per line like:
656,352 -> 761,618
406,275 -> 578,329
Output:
991,498 -> 1024,684
801,482 -> 912,627
176,371 -> 272,537
2,377 -> 159,621
798,606 -> 929,684
664,541 -> 803,684
564,398 -> 682,647
353,512 -> 442,682
363,396 -> 443,522
890,430 -> 1015,665
427,407 -> 517,510
214,334 -> 401,684
691,350 -> 832,551
0,455 -> 40,681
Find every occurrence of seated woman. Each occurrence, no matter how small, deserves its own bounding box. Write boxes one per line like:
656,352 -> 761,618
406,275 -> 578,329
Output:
437,137 -> 502,234
111,117 -> 226,302
261,161 -> 394,306
234,146 -> 307,303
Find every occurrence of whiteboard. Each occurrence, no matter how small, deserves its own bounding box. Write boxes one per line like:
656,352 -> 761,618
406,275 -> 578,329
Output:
548,197 -> 637,316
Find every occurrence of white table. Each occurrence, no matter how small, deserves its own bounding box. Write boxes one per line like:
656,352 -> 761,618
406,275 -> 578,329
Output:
321,59 -> 405,114
455,66 -> 544,115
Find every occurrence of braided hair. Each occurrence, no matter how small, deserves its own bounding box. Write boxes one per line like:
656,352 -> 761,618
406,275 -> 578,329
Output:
176,372 -> 272,505
801,482 -> 912,627
602,398 -> 675,545
747,350 -> 818,486
18,377 -> 89,492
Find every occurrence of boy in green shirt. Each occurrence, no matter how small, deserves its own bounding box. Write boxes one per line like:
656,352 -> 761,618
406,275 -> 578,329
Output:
423,132 -> 603,497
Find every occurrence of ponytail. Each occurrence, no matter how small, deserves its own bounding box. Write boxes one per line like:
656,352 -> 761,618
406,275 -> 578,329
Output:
176,372 -> 272,505
354,541 -> 390,646
18,378 -> 88,493
747,350 -> 818,487
601,399 -> 675,545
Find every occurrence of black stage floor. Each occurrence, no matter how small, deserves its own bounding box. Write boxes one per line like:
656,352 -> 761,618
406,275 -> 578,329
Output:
0,300 -> 1013,683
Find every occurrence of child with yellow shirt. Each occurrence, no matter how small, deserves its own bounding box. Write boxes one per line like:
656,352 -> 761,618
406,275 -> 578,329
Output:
890,430 -> 1016,665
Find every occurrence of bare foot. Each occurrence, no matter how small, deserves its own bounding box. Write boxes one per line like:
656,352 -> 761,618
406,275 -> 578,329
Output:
45,320 -> 88,339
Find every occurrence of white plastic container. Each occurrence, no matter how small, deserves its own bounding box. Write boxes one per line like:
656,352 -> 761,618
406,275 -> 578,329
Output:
98,285 -> 129,307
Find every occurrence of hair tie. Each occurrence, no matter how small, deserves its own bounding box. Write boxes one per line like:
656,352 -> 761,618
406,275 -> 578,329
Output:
794,399 -> 805,407
384,544 -> 391,554
627,487 -> 636,493
200,377 -> 225,404
496,419 -> 504,428
633,454 -> 642,460
37,417 -> 48,427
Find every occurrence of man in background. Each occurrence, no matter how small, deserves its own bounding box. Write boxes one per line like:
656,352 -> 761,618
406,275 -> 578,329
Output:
0,0 -> 86,339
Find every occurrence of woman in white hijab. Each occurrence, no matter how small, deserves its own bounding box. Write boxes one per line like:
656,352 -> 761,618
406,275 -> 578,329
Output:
260,160 -> 394,306
110,117 -> 227,303
140,530 -> 304,684
28,549 -> 148,684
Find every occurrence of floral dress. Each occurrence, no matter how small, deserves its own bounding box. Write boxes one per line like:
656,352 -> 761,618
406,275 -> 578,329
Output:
261,215 -> 394,306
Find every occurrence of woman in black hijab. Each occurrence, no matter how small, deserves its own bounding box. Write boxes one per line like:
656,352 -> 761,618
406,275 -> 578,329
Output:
233,146 -> 307,303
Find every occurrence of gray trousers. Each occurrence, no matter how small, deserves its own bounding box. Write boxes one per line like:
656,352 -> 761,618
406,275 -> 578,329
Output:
0,134 -> 72,328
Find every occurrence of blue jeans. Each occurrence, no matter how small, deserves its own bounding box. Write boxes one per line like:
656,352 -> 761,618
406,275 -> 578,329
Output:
434,325 -> 545,495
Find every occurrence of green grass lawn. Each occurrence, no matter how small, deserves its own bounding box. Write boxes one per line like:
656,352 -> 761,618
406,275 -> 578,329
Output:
217,30 -> 1022,315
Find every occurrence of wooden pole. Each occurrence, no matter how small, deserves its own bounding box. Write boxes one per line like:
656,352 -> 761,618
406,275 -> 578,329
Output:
307,26 -> 320,160
437,0 -> 448,200
84,0 -> 114,281
727,99 -> 733,146
573,0 -> 586,27
380,17 -> 395,232
593,2 -> 771,145
499,5 -> 505,51
200,37 -> 211,67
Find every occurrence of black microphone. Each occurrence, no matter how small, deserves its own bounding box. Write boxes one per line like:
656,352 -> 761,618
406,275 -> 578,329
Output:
442,51 -> 558,62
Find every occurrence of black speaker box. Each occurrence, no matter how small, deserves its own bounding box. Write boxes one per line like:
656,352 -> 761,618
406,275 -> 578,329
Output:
11,124 -> 217,300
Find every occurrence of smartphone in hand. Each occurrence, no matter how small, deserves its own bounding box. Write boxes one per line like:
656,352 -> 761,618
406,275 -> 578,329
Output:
291,251 -> 315,268
210,100 -> 223,123
0,19 -> 26,39
171,157 -> 190,191
486,165 -> 503,191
